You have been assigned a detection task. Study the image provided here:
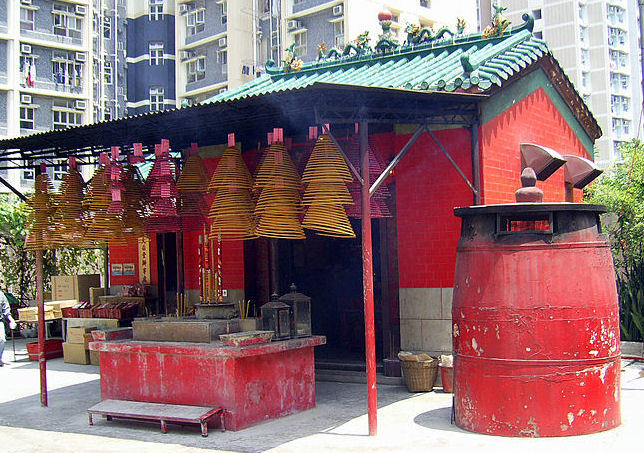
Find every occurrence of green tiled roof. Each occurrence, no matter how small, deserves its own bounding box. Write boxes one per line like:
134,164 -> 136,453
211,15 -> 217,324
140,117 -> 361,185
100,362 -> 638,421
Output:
208,14 -> 547,103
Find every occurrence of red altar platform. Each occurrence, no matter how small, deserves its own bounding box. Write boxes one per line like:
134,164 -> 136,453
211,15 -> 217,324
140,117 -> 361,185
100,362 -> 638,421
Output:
90,336 -> 326,431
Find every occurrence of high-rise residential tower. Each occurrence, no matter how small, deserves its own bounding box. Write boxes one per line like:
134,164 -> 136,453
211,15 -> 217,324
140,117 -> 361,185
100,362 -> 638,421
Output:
481,0 -> 642,167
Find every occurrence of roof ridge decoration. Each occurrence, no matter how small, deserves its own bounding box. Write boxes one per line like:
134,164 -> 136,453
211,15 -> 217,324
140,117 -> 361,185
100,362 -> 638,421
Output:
266,12 -> 535,76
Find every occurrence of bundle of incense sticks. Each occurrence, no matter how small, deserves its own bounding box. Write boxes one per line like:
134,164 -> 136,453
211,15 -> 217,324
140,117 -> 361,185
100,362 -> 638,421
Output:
238,300 -> 251,319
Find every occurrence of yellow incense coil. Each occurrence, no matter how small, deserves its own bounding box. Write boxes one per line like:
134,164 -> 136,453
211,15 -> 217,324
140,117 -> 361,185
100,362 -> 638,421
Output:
302,135 -> 353,184
177,154 -> 209,193
208,147 -> 253,191
302,204 -> 355,238
25,173 -> 57,250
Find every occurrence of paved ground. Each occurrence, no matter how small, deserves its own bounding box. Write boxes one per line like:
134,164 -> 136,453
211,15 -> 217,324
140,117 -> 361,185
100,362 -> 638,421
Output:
1,337 -> 643,453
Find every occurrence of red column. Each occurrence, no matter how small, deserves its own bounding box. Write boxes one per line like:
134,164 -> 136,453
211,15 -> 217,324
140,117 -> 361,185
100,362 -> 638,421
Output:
36,249 -> 47,406
360,121 -> 377,436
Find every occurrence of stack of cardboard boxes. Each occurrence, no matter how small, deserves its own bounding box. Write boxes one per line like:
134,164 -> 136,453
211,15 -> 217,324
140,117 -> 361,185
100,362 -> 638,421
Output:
63,327 -> 98,365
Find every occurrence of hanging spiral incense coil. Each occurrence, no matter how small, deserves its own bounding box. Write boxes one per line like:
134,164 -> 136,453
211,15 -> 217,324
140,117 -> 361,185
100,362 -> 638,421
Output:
49,165 -> 90,248
254,143 -> 301,191
254,182 -> 305,239
25,172 -> 57,251
145,142 -> 180,233
207,147 -> 257,240
121,165 -> 147,237
82,166 -> 129,246
302,204 -> 356,238
177,153 -> 209,193
299,134 -> 355,238
301,135 -> 353,184
208,147 -> 253,191
345,135 -> 392,218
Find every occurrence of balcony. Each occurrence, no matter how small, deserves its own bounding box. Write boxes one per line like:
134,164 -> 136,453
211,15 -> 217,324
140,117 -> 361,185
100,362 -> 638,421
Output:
21,29 -> 83,48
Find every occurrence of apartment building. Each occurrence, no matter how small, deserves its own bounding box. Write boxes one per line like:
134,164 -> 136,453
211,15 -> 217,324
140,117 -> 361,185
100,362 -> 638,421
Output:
0,0 -> 126,192
482,0 -> 642,167
126,0 -> 177,115
175,0 -> 479,105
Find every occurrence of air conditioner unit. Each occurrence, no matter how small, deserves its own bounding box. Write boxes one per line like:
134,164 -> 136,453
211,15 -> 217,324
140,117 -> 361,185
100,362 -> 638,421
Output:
218,37 -> 227,47
179,4 -> 189,14
218,87 -> 227,94
75,100 -> 87,110
20,0 -> 32,5
287,20 -> 301,31
332,5 -> 343,16
75,5 -> 86,15
20,43 -> 32,54
21,94 -> 32,104
75,52 -> 86,61
180,50 -> 194,61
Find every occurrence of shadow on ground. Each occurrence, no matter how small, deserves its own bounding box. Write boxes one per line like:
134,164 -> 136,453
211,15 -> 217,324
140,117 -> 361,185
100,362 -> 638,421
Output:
0,377 -> 420,452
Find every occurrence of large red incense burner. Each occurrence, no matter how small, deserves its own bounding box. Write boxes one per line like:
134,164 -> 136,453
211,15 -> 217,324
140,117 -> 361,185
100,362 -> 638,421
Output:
451,171 -> 620,437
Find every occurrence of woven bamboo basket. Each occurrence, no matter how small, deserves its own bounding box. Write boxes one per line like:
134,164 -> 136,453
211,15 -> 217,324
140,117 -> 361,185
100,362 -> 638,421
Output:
400,358 -> 438,392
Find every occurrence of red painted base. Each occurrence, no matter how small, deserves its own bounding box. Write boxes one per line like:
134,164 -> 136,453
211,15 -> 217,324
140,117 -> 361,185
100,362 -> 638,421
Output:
91,336 -> 326,431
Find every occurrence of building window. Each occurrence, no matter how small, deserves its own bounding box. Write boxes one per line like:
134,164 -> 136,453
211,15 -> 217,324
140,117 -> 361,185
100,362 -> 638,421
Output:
578,3 -> 587,22
532,9 -> 542,20
149,42 -> 164,65
221,1 -> 227,25
420,0 -> 430,8
186,8 -> 205,35
20,106 -> 35,130
217,50 -> 227,74
52,51 -> 83,87
52,99 -> 82,130
104,61 -> 113,84
149,0 -> 163,21
334,21 -> 344,48
52,3 -> 83,39
149,87 -> 164,111
580,49 -> 589,67
534,31 -> 543,39
579,26 -> 588,45
293,32 -> 306,57
20,7 -> 35,31
104,103 -> 112,120
187,56 -> 206,82
103,16 -> 112,39
22,160 -> 35,181
53,161 -> 67,181
581,71 -> 590,88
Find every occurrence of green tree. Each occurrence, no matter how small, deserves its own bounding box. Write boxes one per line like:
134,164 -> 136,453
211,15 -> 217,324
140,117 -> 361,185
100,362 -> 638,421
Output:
0,197 -> 103,304
587,140 -> 644,341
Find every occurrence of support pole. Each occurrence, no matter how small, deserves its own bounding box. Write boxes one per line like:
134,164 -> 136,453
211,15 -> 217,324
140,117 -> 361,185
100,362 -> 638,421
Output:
360,121 -> 377,436
36,249 -> 47,407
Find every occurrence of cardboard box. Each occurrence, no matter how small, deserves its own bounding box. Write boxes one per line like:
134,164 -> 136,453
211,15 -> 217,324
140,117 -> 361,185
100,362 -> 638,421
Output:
83,333 -> 94,349
89,287 -> 105,305
45,300 -> 78,319
63,342 -> 90,364
68,326 -> 97,344
89,349 -> 100,366
51,274 -> 101,302
18,306 -> 55,322
91,327 -> 133,342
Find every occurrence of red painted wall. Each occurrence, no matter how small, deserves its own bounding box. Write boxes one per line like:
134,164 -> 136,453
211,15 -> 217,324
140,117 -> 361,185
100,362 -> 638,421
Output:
109,234 -> 158,286
395,129 -> 474,289
480,87 -> 590,204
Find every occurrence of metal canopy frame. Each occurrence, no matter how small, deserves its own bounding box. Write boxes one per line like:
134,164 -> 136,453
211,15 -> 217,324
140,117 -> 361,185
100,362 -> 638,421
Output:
0,83 -> 485,168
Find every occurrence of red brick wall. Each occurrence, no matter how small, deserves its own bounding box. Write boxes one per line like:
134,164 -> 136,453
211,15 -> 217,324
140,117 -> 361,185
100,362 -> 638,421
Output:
109,234 -> 158,286
395,128 -> 474,288
480,87 -> 590,204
